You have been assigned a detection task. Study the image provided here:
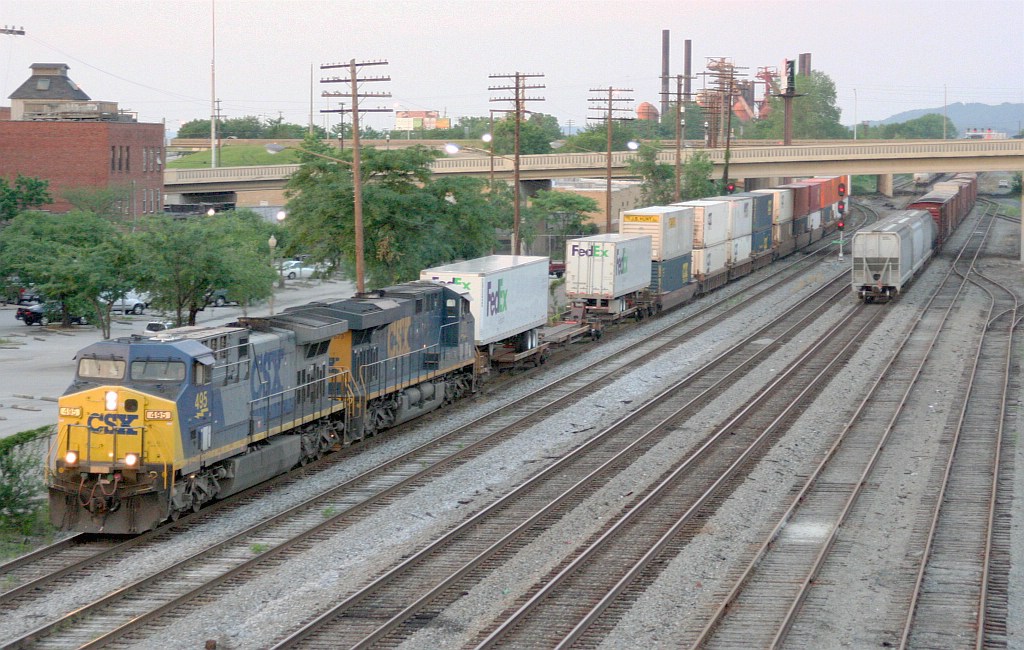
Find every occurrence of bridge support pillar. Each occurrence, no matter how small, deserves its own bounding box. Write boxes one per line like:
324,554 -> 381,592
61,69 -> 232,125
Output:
876,173 -> 894,197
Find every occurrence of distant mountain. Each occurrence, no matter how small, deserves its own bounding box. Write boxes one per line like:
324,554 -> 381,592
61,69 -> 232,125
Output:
870,102 -> 1023,136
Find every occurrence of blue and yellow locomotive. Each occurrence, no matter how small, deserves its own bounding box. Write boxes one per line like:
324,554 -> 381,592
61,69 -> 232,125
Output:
48,282 -> 477,533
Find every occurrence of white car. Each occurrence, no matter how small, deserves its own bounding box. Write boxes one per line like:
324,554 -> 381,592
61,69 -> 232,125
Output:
998,179 -> 1009,188
111,291 -> 151,315
279,260 -> 319,279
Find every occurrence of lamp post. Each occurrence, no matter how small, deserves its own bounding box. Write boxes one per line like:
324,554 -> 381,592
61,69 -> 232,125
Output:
266,143 -> 365,293
275,210 -> 287,288
267,234 -> 277,315
704,121 -> 709,148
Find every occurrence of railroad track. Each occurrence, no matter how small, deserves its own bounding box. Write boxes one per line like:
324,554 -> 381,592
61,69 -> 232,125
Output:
268,273 -> 872,647
689,200 -> 1014,648
0,231 -> 849,646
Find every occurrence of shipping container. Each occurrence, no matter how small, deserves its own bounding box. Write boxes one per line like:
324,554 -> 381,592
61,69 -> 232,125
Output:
650,253 -> 692,295
752,188 -> 794,223
565,234 -> 652,300
751,227 -> 772,254
691,241 -> 730,278
728,234 -> 752,265
420,255 -> 549,346
791,215 -> 809,235
620,205 -> 694,261
732,191 -> 773,232
703,195 -> 753,239
673,199 -> 730,248
778,183 -> 811,218
808,210 -> 822,230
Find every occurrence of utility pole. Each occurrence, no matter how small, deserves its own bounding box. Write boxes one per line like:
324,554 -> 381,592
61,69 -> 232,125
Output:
490,72 -> 545,255
321,60 -> 391,295
210,0 -> 217,169
779,58 -> 805,146
662,74 -> 692,202
589,86 -> 633,234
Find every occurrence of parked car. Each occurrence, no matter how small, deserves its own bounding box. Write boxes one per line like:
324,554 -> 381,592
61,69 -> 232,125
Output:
998,179 -> 1009,188
111,291 -> 150,315
144,320 -> 174,333
279,260 -> 318,280
207,289 -> 237,307
16,302 -> 89,326
16,289 -> 43,305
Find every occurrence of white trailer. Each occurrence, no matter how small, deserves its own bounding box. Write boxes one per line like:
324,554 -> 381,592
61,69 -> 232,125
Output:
673,199 -> 730,248
421,255 -> 550,366
852,210 -> 937,302
565,234 -> 652,318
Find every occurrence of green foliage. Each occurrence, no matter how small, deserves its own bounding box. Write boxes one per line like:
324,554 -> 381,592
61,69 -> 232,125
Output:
490,114 -> 561,155
857,113 -> 957,139
282,139 -> 501,287
61,186 -> 134,224
680,150 -> 718,200
0,426 -> 51,533
177,115 -> 327,140
627,143 -> 675,205
746,70 -> 848,140
0,175 -> 51,223
135,211 -> 277,325
523,190 -> 599,256
1011,172 -> 1022,194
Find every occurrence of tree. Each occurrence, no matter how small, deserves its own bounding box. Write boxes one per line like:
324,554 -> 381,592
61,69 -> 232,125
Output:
680,150 -> 718,201
283,138 -> 500,286
491,113 -> 560,155
627,142 -> 675,205
0,427 -> 51,533
0,175 -> 51,223
857,114 -> 956,139
0,210 -> 125,331
747,70 -> 848,140
134,212 -> 276,325
525,190 -> 599,257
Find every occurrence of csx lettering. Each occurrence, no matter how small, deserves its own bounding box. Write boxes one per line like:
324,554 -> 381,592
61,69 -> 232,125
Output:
251,349 -> 285,400
570,244 -> 609,257
87,413 -> 139,435
486,279 -> 507,316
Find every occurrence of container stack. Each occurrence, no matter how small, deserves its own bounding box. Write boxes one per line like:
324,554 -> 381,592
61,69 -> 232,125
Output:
674,199 -> 730,280
732,191 -> 774,255
752,187 -> 795,256
620,205 -> 694,298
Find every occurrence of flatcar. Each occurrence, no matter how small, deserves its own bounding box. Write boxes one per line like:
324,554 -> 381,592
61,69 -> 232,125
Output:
48,282 -> 476,533
851,210 -> 937,302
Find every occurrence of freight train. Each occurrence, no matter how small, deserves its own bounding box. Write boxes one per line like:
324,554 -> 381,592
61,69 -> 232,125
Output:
851,172 -> 976,302
47,174 -> 854,534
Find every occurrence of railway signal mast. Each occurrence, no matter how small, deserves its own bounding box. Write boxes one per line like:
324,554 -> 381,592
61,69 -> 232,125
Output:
837,182 -> 847,260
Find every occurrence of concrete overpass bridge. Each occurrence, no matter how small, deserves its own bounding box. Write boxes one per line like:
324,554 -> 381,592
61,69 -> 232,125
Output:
164,138 -> 1024,197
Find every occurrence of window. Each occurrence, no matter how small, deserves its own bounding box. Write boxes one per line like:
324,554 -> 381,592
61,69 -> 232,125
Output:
35,78 -> 50,91
78,357 -> 126,379
125,146 -> 130,172
130,359 -> 186,382
111,146 -> 117,172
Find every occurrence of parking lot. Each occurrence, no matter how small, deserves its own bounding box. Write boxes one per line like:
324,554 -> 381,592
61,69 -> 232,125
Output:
0,278 -> 356,440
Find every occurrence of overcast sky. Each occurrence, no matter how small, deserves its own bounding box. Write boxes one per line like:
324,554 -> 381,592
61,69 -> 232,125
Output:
3,0 -> 1022,135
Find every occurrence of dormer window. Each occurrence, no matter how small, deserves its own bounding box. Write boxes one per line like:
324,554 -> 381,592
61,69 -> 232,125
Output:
35,78 -> 50,90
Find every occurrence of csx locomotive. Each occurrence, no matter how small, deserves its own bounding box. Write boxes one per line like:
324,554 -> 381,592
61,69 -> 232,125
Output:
48,282 -> 476,533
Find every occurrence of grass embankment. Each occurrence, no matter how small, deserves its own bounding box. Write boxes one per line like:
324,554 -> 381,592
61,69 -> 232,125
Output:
0,425 -> 60,561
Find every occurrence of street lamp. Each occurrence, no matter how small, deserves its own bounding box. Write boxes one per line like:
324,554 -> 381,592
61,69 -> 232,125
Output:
207,207 -> 216,217
266,142 -> 366,294
267,233 -> 277,315
275,210 -> 287,288
704,121 -> 710,148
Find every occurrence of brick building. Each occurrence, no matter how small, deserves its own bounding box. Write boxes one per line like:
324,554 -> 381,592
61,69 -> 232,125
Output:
0,63 -> 164,214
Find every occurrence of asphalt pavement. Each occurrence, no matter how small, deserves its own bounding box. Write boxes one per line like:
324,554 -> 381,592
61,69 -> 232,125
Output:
0,277 -> 356,439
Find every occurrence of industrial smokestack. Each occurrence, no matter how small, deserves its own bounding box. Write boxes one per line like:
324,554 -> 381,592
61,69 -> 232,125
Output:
661,30 -> 670,120
684,39 -> 692,100
799,52 -> 811,76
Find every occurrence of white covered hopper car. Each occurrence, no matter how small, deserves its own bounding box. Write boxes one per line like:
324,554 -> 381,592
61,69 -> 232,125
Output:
852,210 -> 937,302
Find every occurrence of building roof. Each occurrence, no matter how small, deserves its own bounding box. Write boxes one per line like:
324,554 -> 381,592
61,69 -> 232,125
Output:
8,63 -> 91,101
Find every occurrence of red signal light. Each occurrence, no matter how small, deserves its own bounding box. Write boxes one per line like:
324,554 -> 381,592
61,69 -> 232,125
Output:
837,199 -> 846,214
837,220 -> 845,231
726,182 -> 736,194
838,182 -> 847,197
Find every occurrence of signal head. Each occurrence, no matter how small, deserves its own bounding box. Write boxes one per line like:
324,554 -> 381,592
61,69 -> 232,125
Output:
837,199 -> 846,214
837,220 -> 845,231
726,182 -> 736,194
838,182 -> 847,197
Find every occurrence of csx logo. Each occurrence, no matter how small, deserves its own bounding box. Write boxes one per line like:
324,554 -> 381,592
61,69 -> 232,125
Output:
570,244 -> 609,257
87,413 -> 139,435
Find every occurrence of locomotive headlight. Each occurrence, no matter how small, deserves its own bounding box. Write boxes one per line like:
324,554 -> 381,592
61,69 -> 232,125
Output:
124,453 -> 139,467
105,390 -> 118,411
64,450 -> 79,466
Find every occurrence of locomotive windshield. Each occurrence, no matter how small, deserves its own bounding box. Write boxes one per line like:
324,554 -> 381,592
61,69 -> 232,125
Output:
78,357 -> 127,379
130,359 -> 186,382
